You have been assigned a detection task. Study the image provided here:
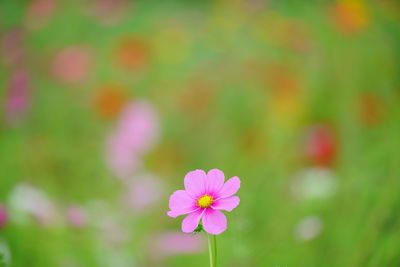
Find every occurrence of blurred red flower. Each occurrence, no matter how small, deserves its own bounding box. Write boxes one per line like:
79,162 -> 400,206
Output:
304,125 -> 337,166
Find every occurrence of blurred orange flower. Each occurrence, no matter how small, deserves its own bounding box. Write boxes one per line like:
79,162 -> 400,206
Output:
93,84 -> 127,118
330,0 -> 369,34
114,37 -> 150,70
358,93 -> 385,126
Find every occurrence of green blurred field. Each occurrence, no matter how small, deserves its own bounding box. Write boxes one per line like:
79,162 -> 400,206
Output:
1,0 -> 400,266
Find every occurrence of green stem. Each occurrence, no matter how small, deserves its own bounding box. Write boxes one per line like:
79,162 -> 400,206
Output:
207,233 -> 217,267
213,234 -> 217,266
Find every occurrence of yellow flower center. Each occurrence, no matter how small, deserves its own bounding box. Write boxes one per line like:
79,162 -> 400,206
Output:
197,194 -> 214,208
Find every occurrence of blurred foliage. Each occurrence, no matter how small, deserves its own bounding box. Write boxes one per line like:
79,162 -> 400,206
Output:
1,0 -> 400,266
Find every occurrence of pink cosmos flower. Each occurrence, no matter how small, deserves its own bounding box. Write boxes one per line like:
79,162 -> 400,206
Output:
167,169 -> 240,235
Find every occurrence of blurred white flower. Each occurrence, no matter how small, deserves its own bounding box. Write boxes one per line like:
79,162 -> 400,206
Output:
8,183 -> 58,226
294,215 -> 323,242
87,200 -> 130,245
291,167 -> 337,201
0,239 -> 11,266
98,218 -> 129,245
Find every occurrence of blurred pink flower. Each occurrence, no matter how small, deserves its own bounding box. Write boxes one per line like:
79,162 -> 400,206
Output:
1,30 -> 25,67
116,101 -> 159,153
167,169 -> 240,235
0,205 -> 8,229
67,206 -> 87,228
52,46 -> 92,84
5,71 -> 30,125
88,0 -> 129,26
8,183 -> 58,226
106,101 -> 159,179
123,173 -> 163,212
25,0 -> 56,29
152,232 -> 205,258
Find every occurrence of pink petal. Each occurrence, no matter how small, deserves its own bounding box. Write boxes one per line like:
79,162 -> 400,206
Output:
202,209 -> 227,235
206,169 -> 225,194
217,176 -> 241,199
168,209 -> 198,218
184,170 -> 207,198
167,190 -> 196,218
182,209 -> 204,233
211,196 -> 240,212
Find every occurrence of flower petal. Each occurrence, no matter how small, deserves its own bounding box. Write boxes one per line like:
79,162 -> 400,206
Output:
167,190 -> 196,218
206,169 -> 225,194
202,209 -> 227,235
211,196 -> 240,212
217,176 -> 240,199
168,190 -> 194,210
182,209 -> 204,233
167,208 -> 198,218
184,169 -> 207,198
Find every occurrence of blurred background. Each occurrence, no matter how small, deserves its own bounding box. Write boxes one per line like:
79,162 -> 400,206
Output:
1,0 -> 400,266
